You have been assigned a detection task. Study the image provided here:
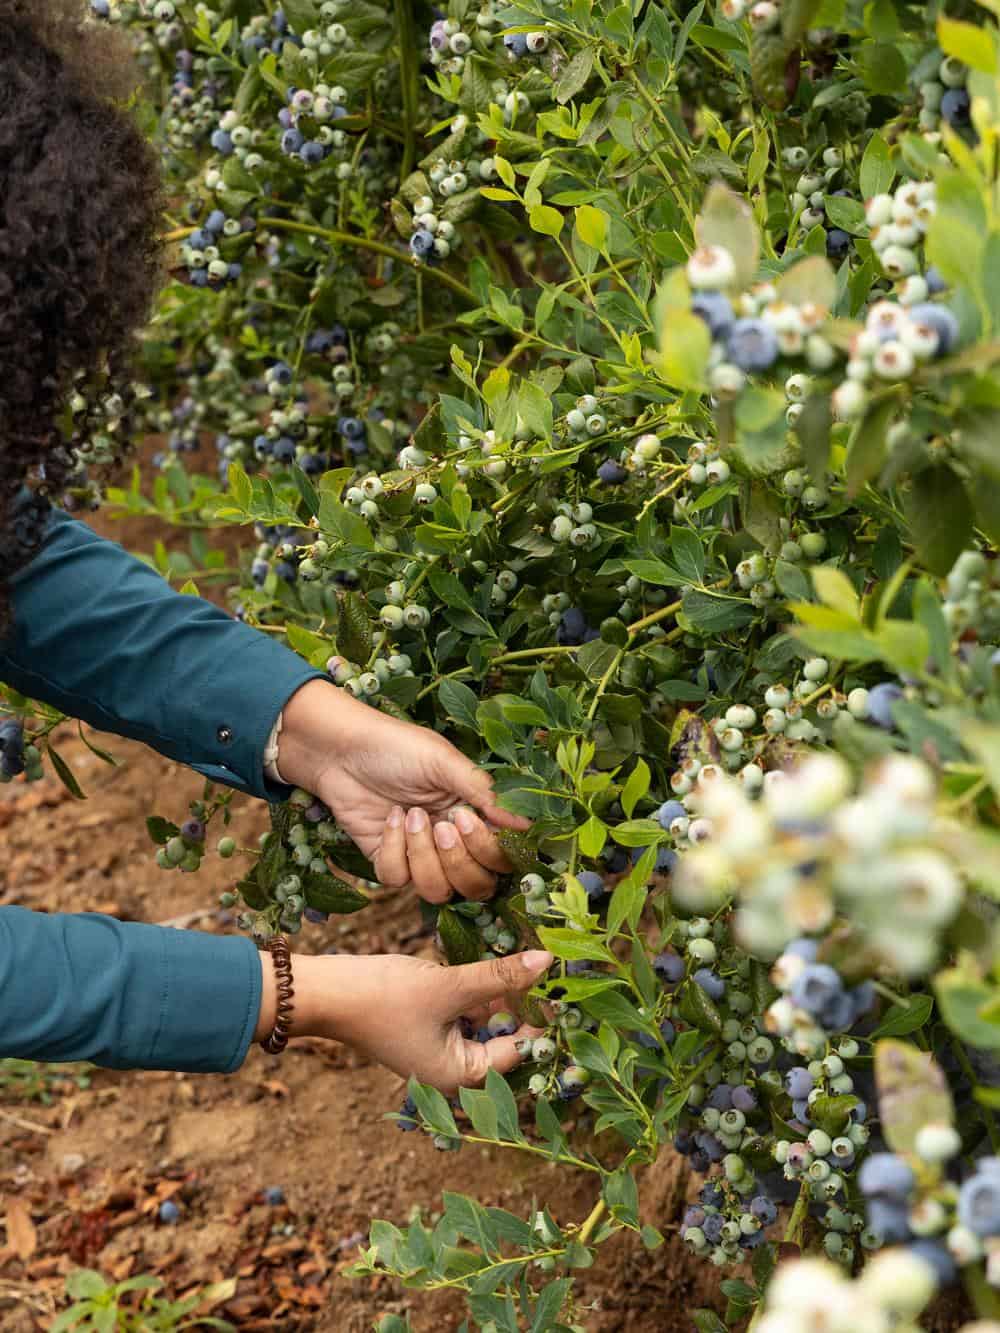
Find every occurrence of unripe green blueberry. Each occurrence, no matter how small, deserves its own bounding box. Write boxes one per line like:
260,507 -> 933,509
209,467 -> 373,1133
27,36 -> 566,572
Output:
800,531 -> 827,559
218,836 -> 237,858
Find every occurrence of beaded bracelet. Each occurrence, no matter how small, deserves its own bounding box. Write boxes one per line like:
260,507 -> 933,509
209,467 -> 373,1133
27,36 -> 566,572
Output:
260,934 -> 295,1055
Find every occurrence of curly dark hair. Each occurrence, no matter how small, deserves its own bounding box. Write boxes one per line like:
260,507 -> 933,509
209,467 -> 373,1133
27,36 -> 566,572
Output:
0,0 -> 163,632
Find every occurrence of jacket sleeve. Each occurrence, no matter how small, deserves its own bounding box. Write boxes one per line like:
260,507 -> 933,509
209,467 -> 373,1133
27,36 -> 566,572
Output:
0,501 -> 325,801
0,907 -> 262,1073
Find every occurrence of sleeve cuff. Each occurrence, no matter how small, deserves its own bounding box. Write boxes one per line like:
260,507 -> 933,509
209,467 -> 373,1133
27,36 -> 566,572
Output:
139,923 -> 264,1073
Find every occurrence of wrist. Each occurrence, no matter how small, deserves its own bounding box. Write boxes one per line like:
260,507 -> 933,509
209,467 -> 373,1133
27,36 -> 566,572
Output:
254,949 -> 337,1044
275,678 -> 368,794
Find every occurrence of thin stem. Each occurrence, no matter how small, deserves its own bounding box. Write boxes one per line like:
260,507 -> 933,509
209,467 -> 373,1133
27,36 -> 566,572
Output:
257,217 -> 477,304
577,1198 -> 607,1246
783,1186 -> 809,1247
393,0 -> 420,180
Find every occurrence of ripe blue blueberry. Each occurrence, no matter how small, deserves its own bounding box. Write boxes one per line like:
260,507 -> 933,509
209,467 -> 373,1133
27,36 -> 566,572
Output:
726,318 -> 780,372
788,963 -> 843,1017
557,607 -> 588,646
577,870 -> 606,901
300,141 -> 326,165
656,799 -> 687,831
504,33 -> 529,57
908,1239 -> 956,1286
925,265 -> 947,294
653,952 -> 685,987
691,291 -> 735,340
264,1186 -> 285,1205
281,128 -> 305,155
693,968 -> 725,1001
731,1085 -> 757,1113
410,229 -> 436,258
958,1164 -> 1000,1235
398,1095 -> 419,1131
210,129 -> 234,156
784,1067 -> 813,1100
597,459 -> 628,485
859,1152 -> 915,1200
702,1213 -> 724,1243
867,680 -> 904,729
865,1197 -> 910,1243
706,1083 -> 733,1111
750,1196 -> 777,1226
205,209 -> 226,234
158,1200 -> 180,1224
825,228 -> 851,260
941,88 -> 971,126
908,303 -> 960,357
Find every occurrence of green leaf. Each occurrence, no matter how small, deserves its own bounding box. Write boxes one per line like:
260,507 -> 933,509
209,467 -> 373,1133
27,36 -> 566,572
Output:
620,758 -> 651,819
529,205 -> 564,237
845,397 -> 896,495
669,526 -> 706,585
47,746 -> 85,800
938,15 -> 998,72
555,47 -> 595,103
874,1040 -> 955,1156
484,1068 -> 523,1141
147,815 -> 180,846
905,465 -> 974,576
859,131 -> 896,198
574,205 -> 608,251
871,993 -> 935,1039
407,1078 -> 460,1138
695,183 -> 760,292
577,814 -> 608,857
654,307 -> 712,391
775,256 -> 837,312
303,872 -> 369,914
438,907 -> 482,965
936,965 -> 1000,1048
536,928 -> 617,965
459,1086 -> 499,1140
680,590 -> 754,634
796,391 -> 834,483
338,590 -> 373,663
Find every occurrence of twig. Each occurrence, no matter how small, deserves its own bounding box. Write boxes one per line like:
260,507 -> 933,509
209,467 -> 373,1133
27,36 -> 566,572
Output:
0,1107 -> 55,1136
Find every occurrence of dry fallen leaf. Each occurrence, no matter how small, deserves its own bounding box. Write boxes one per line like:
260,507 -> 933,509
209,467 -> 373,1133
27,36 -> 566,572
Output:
5,1197 -> 37,1260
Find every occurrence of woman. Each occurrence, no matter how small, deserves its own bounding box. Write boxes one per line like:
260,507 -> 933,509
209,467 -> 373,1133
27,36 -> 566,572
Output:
0,0 -> 550,1094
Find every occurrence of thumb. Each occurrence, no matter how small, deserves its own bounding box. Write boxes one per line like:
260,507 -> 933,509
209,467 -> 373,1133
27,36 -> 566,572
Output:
450,950 -> 553,1012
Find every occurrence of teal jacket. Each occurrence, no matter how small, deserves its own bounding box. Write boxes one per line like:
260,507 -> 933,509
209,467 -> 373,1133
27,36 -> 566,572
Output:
0,501 -> 324,1073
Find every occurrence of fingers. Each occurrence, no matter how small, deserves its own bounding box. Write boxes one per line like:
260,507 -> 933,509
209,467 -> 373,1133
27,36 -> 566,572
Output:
449,950 -> 553,1013
447,755 -> 532,832
448,806 -> 514,874
460,1022 -> 545,1086
430,819 -> 495,900
371,806 -> 409,887
403,808 -> 453,903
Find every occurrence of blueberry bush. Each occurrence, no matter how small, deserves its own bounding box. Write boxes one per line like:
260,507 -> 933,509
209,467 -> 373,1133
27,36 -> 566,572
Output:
8,0 -> 1000,1327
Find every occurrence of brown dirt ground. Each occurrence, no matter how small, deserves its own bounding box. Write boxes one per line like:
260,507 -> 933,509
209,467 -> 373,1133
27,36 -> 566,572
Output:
0,472 -> 972,1332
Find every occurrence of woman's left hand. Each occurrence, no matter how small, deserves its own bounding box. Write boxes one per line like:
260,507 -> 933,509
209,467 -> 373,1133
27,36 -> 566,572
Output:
276,680 -> 530,902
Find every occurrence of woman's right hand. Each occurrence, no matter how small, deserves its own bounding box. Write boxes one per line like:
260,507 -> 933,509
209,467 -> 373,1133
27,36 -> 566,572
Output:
256,947 -> 553,1094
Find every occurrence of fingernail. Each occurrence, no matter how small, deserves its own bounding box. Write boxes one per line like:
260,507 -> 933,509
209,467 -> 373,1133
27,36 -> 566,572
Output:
406,808 -> 427,834
434,821 -> 458,850
521,950 -> 553,974
388,806 -> 403,829
453,807 -> 476,835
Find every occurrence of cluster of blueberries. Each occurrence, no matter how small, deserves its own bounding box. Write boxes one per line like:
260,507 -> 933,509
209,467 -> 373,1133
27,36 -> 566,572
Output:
181,208 -> 248,290
0,719 -> 26,781
854,1145 -> 1000,1287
